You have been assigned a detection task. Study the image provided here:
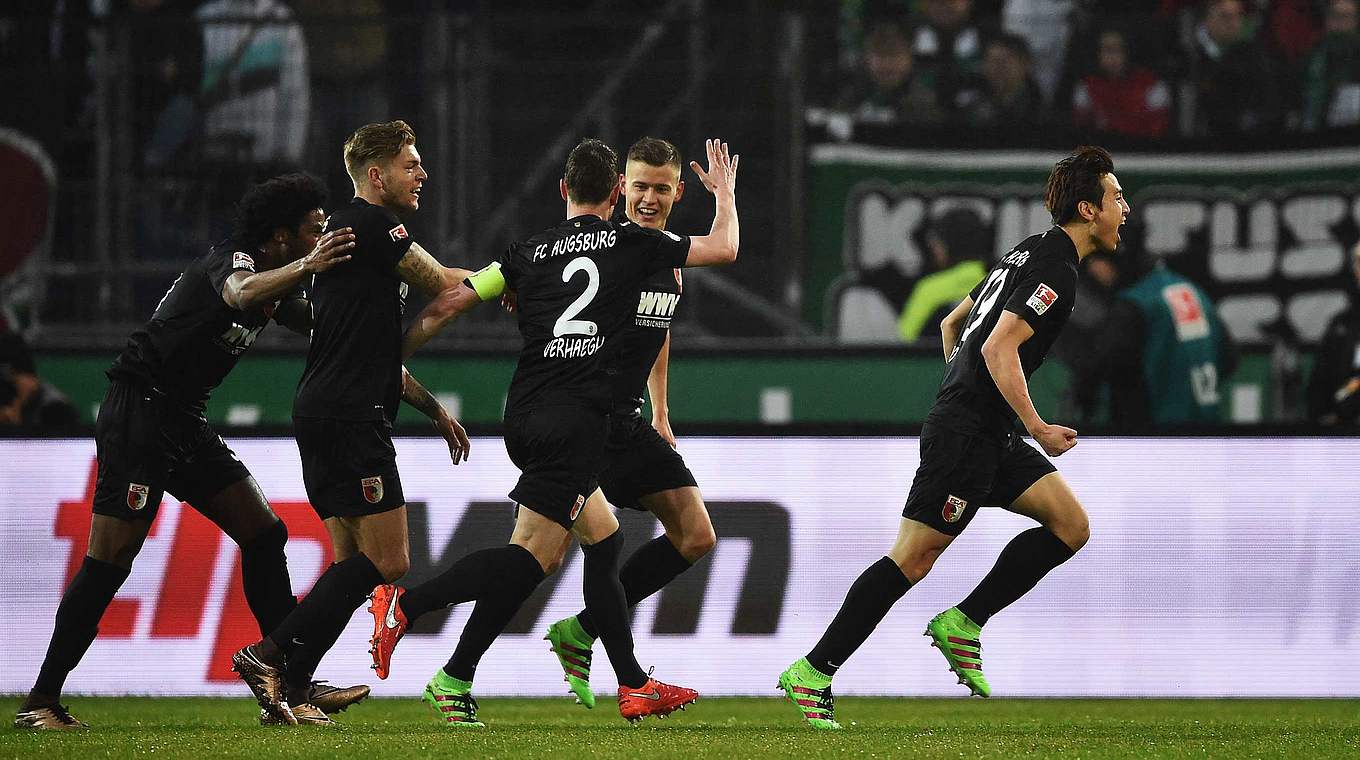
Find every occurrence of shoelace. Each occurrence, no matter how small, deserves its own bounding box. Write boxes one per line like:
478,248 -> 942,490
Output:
449,692 -> 479,718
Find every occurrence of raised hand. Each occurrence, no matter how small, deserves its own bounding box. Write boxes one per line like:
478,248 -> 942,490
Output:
689,138 -> 739,198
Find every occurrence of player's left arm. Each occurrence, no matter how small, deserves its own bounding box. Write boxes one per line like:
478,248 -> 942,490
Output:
394,242 -> 474,298
221,228 -> 354,311
648,332 -> 676,447
939,295 -> 974,362
982,312 -> 1077,457
400,262 -> 504,360
402,365 -> 470,464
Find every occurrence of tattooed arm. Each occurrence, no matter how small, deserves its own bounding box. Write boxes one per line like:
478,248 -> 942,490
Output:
402,365 -> 470,464
394,242 -> 473,297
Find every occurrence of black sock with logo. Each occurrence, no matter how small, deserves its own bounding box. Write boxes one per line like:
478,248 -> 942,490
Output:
806,557 -> 911,677
576,535 -> 692,639
27,556 -> 131,707
956,527 -> 1075,627
581,530 -> 649,688
442,544 -> 545,682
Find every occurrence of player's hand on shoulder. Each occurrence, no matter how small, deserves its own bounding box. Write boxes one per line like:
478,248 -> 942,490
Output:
501,288 -> 518,314
689,138 -> 738,197
1030,422 -> 1078,457
301,227 -> 355,273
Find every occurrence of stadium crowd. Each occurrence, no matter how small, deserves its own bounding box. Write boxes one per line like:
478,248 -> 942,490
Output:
810,0 -> 1360,142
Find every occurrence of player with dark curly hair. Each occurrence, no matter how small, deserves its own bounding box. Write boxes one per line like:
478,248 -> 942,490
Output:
780,147 -> 1128,728
16,173 -> 366,731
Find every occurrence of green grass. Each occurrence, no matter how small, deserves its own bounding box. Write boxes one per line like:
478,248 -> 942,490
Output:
3,697 -> 1357,759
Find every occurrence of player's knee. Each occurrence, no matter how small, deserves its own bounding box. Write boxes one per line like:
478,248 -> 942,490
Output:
371,553 -> 410,583
678,523 -> 716,562
1052,506 -> 1090,552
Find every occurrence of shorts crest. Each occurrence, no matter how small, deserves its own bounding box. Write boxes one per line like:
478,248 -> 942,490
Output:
942,494 -> 968,523
569,494 -> 585,521
127,483 -> 150,511
362,476 -> 384,504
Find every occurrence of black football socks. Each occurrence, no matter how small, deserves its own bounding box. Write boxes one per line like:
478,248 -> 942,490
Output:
27,556 -> 131,708
806,556 -> 912,677
259,554 -> 383,695
956,526 -> 1076,627
441,544 -> 545,681
579,530 -> 649,688
400,545 -> 534,623
239,519 -> 297,636
576,534 -> 692,639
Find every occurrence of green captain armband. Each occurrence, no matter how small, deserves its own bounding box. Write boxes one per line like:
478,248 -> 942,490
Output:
466,262 -> 506,301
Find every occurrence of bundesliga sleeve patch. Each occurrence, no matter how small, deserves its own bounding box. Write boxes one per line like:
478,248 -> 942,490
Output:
1025,283 -> 1059,315
232,252 -> 256,272
388,224 -> 409,242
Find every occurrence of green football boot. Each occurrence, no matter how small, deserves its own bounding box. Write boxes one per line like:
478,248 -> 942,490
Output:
924,607 -> 991,697
422,670 -> 485,728
777,657 -> 842,730
545,616 -> 597,709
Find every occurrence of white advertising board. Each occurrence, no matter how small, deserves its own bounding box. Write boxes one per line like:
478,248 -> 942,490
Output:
1,436 -> 1356,697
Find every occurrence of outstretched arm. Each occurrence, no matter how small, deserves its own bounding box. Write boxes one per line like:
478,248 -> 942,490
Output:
402,366 -> 470,464
395,242 -> 474,297
648,332 -> 676,447
982,311 -> 1077,457
221,228 -> 354,311
682,138 -> 740,268
400,262 -> 505,360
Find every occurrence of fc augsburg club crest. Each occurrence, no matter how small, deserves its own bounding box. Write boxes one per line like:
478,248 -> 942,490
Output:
942,494 -> 968,523
362,476 -> 384,504
127,483 -> 150,511
569,494 -> 585,521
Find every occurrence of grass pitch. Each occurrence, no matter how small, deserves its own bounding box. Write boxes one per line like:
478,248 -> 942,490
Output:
2,697 -> 1357,759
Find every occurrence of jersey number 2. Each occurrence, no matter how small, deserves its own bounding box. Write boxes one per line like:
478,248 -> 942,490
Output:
554,256 -> 600,337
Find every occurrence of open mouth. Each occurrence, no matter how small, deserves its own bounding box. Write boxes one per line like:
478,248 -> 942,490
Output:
636,207 -> 660,221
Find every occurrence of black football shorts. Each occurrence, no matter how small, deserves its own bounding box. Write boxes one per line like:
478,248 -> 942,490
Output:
598,413 -> 697,511
901,422 -> 1056,536
294,416 -> 405,520
503,404 -> 608,530
92,379 -> 251,521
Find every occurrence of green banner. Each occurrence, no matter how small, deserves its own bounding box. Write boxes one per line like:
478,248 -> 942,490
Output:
807,145 -> 1360,345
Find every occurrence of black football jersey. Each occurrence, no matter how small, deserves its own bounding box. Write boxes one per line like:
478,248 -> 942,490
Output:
931,226 -> 1080,436
614,266 -> 684,411
498,215 -> 691,415
107,238 -> 275,410
294,197 -> 413,423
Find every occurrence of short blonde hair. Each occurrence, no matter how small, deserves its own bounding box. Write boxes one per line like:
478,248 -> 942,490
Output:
343,120 -> 416,184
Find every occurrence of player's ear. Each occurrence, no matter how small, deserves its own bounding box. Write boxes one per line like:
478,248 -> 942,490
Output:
368,163 -> 383,190
559,178 -> 569,202
607,182 -> 621,207
618,174 -> 626,194
674,179 -> 685,203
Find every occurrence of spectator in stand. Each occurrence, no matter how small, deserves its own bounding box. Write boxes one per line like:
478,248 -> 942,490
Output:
953,34 -> 1045,129
896,207 -> 988,343
833,17 -> 947,131
0,314 -> 77,429
1188,0 -> 1283,136
909,0 -> 996,86
1302,0 -> 1360,131
1072,28 -> 1172,138
1003,0 -> 1073,104
1307,242 -> 1360,425
195,0 -> 309,166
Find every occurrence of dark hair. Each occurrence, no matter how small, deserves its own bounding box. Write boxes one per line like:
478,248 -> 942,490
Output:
626,137 -> 682,171
1045,146 -> 1114,225
564,138 -> 618,205
344,120 -> 416,182
232,173 -> 328,246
